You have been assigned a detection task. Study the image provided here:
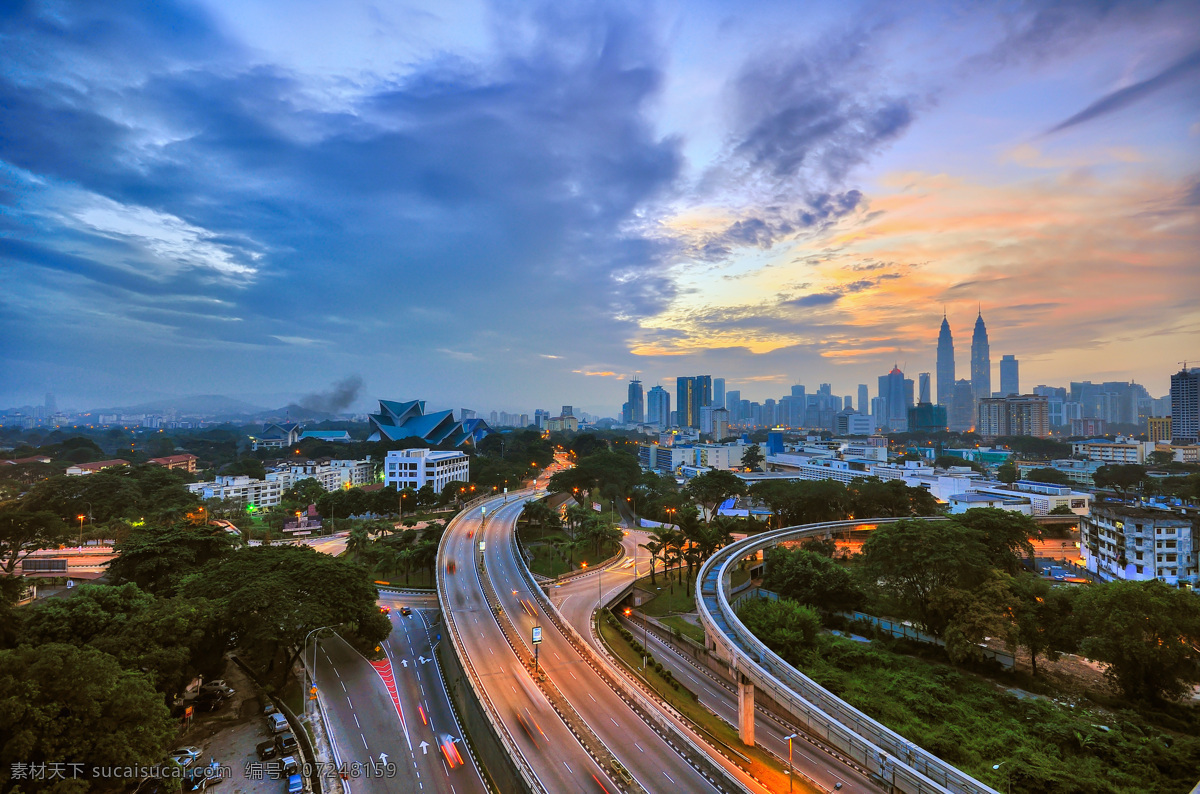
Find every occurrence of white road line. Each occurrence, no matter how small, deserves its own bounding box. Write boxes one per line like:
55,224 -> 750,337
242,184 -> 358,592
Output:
346,697 -> 353,709
663,772 -> 675,784
634,742 -> 643,752
588,693 -> 596,702
361,734 -> 369,749
563,761 -> 573,773
340,681 -> 347,691
353,714 -> 360,727
610,717 -> 619,727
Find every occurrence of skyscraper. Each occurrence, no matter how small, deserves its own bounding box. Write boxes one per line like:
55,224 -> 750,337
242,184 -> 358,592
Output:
949,379 -> 976,432
999,355 -> 1019,396
858,384 -> 869,416
936,312 -> 955,406
878,365 -> 913,431
676,376 -> 712,429
971,309 -> 991,404
1171,367 -> 1199,443
918,372 -> 931,404
726,390 -> 741,422
712,378 -> 726,410
626,379 -> 644,424
646,385 -> 670,429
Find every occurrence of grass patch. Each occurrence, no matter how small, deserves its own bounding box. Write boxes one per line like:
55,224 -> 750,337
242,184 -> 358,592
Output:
740,599 -> 1200,794
521,533 -> 622,579
598,613 -> 819,794
657,615 -> 706,645
635,570 -> 697,615
279,675 -> 304,715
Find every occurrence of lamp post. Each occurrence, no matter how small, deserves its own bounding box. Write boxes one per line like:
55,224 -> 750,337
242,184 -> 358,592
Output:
785,733 -> 798,792
77,514 -> 85,546
992,762 -> 1012,794
304,624 -> 343,718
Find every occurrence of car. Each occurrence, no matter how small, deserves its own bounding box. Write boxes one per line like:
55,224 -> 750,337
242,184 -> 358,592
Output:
168,747 -> 203,767
398,606 -> 412,616
263,702 -> 277,717
286,773 -> 303,793
275,732 -> 298,753
379,605 -> 390,614
268,713 -> 289,733
279,756 -> 300,776
256,741 -> 279,761
437,733 -> 463,769
200,682 -> 235,697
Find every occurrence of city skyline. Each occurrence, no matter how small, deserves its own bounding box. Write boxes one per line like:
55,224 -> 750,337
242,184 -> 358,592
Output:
2,1 -> 1197,411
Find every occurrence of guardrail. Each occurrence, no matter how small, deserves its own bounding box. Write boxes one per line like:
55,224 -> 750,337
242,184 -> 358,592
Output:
696,518 -> 999,794
437,491 -> 545,794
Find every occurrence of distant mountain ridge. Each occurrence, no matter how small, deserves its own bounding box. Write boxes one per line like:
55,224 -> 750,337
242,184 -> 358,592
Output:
94,394 -> 269,417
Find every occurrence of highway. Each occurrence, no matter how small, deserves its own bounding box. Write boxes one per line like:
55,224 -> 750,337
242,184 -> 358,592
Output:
549,527 -> 882,794
444,494 -> 726,794
312,594 -> 487,794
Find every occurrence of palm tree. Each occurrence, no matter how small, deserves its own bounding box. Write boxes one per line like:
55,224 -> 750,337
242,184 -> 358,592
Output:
639,538 -> 663,585
346,526 -> 370,558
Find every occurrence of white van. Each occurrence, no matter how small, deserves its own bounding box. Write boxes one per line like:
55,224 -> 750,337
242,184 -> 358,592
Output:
268,713 -> 289,733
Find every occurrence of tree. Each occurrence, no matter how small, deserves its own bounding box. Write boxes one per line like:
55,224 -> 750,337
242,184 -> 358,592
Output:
1047,504 -> 1075,516
736,597 -> 821,664
936,570 -> 1016,665
684,469 -> 747,522
935,455 -> 983,473
283,477 -> 326,508
0,644 -> 174,792
1146,450 -> 1174,467
847,477 -> 940,518
860,518 -> 991,637
1093,464 -> 1148,500
183,544 -> 391,687
1008,574 -> 1075,676
954,508 -> 1041,574
741,444 -> 765,472
106,521 -> 238,596
0,508 -> 69,575
1075,579 -> 1200,701
996,460 -> 1018,485
223,457 -> 267,480
17,583 -> 227,697
762,548 -> 864,612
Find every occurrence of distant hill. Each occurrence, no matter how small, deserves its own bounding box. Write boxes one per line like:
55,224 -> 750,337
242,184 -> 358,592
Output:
98,394 -> 269,417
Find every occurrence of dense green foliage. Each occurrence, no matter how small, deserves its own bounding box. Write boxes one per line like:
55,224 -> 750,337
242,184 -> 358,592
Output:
761,548 -> 864,612
684,469 -> 747,522
107,520 -> 240,596
750,477 -> 941,529
19,465 -> 199,524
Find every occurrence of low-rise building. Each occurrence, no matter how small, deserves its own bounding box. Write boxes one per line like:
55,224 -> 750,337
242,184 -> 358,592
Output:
948,492 -> 1031,515
188,473 -> 290,508
1072,437 -> 1153,464
1016,458 -> 1105,487
383,449 -> 470,492
66,459 -> 130,476
149,453 -> 198,473
638,443 -> 693,475
1081,504 -> 1197,586
277,458 -> 373,491
298,430 -> 353,443
1147,416 -> 1172,443
250,421 -> 303,450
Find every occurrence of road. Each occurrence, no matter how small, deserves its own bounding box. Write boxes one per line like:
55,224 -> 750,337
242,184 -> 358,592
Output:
448,494 -> 724,794
548,527 -> 882,794
312,597 -> 487,794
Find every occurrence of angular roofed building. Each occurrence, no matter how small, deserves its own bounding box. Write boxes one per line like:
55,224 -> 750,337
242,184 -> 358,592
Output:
367,399 -> 490,448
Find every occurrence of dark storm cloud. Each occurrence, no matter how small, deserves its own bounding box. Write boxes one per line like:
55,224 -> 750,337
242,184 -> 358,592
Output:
693,190 -> 864,261
1047,47 -> 1200,134
729,31 -> 915,183
0,0 -> 684,399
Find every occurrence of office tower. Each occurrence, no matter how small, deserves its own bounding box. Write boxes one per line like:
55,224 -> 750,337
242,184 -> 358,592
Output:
738,399 -> 751,425
699,406 -> 714,434
44,392 -> 56,413
713,408 -> 730,441
977,395 -> 1050,438
562,406 -> 574,417
918,373 -> 931,404
1171,367 -> 1199,443
870,396 -> 883,420
999,355 -> 1019,396
646,386 -> 670,429
675,376 -> 712,428
626,379 -> 644,424
971,309 -> 991,405
858,385 -> 869,416
725,390 -> 741,422
1147,416 -> 1172,443
878,366 -> 912,431
936,312 -> 955,406
907,403 -> 948,432
713,378 -> 726,410
949,379 -> 976,432
818,383 -> 832,397
843,395 -> 853,412
534,409 -> 550,430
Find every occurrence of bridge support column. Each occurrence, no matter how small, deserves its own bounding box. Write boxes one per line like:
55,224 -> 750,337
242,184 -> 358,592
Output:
737,673 -> 755,746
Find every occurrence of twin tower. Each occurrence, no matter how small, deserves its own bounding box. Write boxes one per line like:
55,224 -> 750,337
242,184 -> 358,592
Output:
936,309 -> 990,408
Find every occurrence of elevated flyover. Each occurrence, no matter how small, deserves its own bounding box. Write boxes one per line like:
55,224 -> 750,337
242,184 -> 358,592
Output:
697,517 -> 999,794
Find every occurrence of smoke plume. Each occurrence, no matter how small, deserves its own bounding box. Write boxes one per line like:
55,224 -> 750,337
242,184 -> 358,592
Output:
300,375 -> 364,414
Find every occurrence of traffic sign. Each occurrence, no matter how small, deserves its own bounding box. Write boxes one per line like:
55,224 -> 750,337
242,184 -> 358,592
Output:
532,626 -> 542,644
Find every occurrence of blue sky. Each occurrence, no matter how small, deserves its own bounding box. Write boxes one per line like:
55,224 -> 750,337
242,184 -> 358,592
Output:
2,0 -> 1197,414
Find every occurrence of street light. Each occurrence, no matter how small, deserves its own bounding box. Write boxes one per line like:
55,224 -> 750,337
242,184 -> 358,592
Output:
304,624 -> 343,718
992,762 -> 1012,794
785,733 -> 799,792
77,515 -> 85,546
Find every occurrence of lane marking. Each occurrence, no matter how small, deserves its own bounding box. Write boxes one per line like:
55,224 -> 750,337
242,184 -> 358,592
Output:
361,734 -> 369,749
353,714 -> 360,728
563,761 -> 573,773
610,717 -> 619,727
663,772 -> 675,784
634,743 -> 643,753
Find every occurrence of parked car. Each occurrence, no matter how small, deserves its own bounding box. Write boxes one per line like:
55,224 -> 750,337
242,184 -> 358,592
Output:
268,713 -> 289,733
263,702 -> 277,717
286,773 -> 303,793
168,747 -> 202,767
279,756 -> 300,776
257,741 -> 279,761
200,681 -> 235,697
275,732 -> 297,753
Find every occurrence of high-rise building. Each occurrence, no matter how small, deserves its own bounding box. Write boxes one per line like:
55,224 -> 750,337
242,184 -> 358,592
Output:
971,310 -> 991,405
857,384 -> 869,416
1171,367 -> 1199,443
999,355 -> 1019,396
713,408 -> 730,441
918,373 -> 931,405
625,379 -> 644,425
936,312 -> 955,406
675,376 -> 712,429
1147,416 -> 1172,443
712,378 -> 726,410
725,390 -> 741,422
949,379 -> 975,432
562,406 -> 574,417
646,386 -> 670,429
977,395 -> 1050,438
907,402 -> 948,432
878,366 -> 913,432
534,409 -> 550,430
45,392 -> 56,413
763,399 -> 776,427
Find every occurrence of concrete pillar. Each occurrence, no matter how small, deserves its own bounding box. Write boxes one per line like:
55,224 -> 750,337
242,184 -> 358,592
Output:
737,673 -> 755,746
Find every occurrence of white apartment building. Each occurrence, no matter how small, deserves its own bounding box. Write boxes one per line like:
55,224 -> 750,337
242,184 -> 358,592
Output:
188,473 -> 291,508
1081,505 -> 1197,586
1072,437 -> 1153,464
384,449 -> 470,492
693,443 -> 746,470
277,458 -> 373,491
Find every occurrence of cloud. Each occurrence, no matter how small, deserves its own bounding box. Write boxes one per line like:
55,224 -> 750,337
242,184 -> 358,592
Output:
783,292 -> 842,308
1047,48 -> 1200,134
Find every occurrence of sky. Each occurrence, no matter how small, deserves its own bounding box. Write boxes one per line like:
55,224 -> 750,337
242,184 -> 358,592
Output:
1,0 -> 1198,415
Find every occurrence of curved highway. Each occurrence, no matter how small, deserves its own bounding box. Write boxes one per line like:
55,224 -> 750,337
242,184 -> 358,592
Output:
442,493 -> 727,794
